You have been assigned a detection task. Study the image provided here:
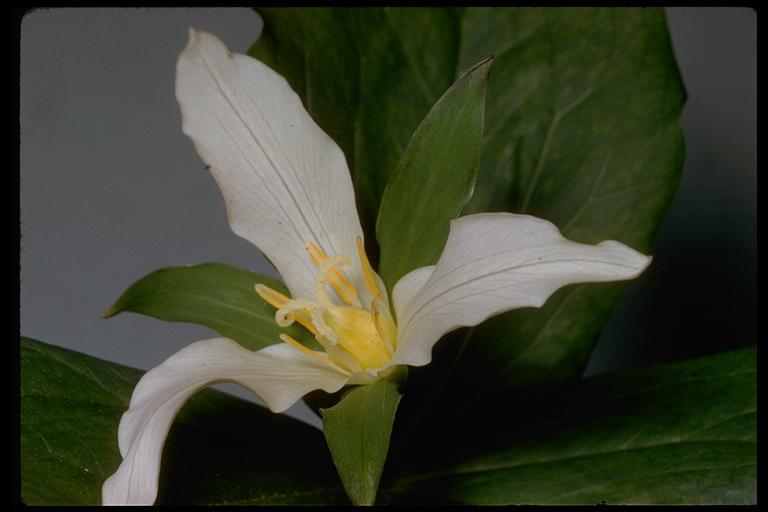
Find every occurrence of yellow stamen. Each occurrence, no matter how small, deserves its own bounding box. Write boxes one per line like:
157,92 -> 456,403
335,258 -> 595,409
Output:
255,242 -> 399,373
255,283 -> 289,309
255,284 -> 317,334
305,242 -> 328,267
279,333 -> 349,374
305,242 -> 359,306
356,237 -> 382,299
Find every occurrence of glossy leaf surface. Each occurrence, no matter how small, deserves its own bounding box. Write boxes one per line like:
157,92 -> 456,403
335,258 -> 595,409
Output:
384,347 -> 756,505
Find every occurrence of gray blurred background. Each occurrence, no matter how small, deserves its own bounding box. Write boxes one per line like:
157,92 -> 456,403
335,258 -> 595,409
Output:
20,8 -> 756,428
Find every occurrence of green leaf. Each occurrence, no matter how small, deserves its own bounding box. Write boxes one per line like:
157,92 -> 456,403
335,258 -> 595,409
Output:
249,7 -> 686,474
250,8 -> 685,396
321,368 -> 405,505
103,263 -> 316,350
376,56 -> 491,289
383,347 -> 756,505
393,7 -> 685,449
450,6 -> 686,391
20,337 -> 345,505
250,7 -> 462,257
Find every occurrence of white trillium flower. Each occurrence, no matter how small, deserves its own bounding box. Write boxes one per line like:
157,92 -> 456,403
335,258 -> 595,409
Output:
102,29 -> 652,505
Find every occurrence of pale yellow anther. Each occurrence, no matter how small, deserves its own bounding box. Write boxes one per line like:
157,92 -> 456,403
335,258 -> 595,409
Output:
305,242 -> 328,267
356,237 -> 382,300
305,242 -> 359,306
254,283 -> 289,309
256,284 -> 317,334
279,334 -> 350,375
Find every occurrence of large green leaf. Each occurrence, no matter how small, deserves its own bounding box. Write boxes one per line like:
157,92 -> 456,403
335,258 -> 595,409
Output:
250,7 -> 684,391
103,263 -> 316,350
19,339 -> 754,505
382,347 -> 756,505
449,5 -> 686,392
251,8 -> 685,447
321,369 -> 405,505
20,337 -> 345,505
376,56 -> 491,289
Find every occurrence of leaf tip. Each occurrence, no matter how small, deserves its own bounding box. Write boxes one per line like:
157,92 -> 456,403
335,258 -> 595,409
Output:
456,55 -> 494,84
100,304 -> 119,319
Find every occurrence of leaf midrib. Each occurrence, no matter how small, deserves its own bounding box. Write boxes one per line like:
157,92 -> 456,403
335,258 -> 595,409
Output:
394,438 -> 755,486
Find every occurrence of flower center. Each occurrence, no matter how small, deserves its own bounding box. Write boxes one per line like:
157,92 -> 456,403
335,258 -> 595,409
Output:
255,237 -> 397,375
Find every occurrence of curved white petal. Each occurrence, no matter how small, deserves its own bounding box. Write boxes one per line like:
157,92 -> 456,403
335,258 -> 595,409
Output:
391,213 -> 652,367
101,338 -> 349,505
175,29 -> 364,299
392,265 -> 434,325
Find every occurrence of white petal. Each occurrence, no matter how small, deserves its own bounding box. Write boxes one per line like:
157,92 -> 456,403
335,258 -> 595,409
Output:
175,29 -> 364,299
101,338 -> 349,505
392,265 -> 434,325
391,213 -> 652,367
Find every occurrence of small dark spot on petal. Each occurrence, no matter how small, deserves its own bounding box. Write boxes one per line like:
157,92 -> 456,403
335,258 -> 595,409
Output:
204,164 -> 211,171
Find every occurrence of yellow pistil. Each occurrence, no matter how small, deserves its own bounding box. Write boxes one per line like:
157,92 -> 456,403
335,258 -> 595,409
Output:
323,306 -> 392,369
